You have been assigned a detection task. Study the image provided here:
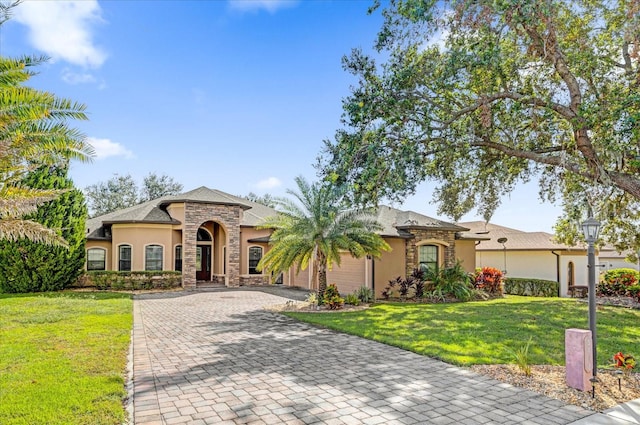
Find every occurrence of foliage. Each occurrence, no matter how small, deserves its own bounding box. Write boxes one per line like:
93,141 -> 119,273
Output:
0,166 -> 87,293
504,278 -> 559,297
599,268 -> 640,296
0,292 -> 132,424
80,271 -> 182,291
627,285 -> 640,302
410,268 -> 426,299
612,352 -> 637,373
323,283 -> 344,310
319,0 -> 640,253
140,172 -> 183,202
285,296 -> 640,367
355,285 -> 375,303
344,293 -> 360,306
435,262 -> 474,302
243,192 -> 278,208
511,337 -> 534,377
305,291 -> 318,305
257,176 -> 390,299
0,14 -> 93,246
474,267 -> 504,294
85,172 -> 183,216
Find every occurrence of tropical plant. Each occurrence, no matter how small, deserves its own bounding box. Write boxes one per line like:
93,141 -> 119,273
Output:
0,165 -> 87,292
0,5 -> 93,246
354,285 -> 375,304
511,337 -> 534,377
437,262 -> 474,302
257,176 -> 390,299
612,352 -> 636,374
323,283 -> 344,310
320,0 -> 640,253
344,293 -> 360,306
599,268 -> 640,296
474,267 -> 504,295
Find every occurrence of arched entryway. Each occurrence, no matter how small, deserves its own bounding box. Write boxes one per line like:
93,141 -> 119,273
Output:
182,202 -> 242,288
196,227 -> 212,281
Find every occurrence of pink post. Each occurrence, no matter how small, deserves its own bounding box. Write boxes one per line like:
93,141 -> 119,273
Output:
565,329 -> 593,391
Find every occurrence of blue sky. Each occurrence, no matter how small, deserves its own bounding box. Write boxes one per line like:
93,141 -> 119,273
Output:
1,0 -> 561,232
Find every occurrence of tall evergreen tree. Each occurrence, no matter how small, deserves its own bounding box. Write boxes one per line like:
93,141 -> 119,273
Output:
0,165 -> 87,292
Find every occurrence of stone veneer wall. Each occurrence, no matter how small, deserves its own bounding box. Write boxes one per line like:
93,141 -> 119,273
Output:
183,202 -> 242,289
405,229 -> 457,276
239,275 -> 270,286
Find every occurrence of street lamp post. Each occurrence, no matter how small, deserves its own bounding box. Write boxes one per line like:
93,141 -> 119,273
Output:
581,217 -> 601,382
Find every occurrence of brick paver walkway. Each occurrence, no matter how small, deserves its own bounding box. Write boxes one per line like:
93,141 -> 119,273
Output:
130,290 -> 597,425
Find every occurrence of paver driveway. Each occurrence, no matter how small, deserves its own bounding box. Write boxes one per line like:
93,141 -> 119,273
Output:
130,290 -> 594,425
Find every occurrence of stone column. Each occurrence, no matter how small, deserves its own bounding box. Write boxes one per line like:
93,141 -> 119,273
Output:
183,202 -> 241,288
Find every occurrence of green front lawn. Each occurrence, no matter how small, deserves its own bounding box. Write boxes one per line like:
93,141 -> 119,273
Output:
0,292 -> 133,425
285,296 -> 640,366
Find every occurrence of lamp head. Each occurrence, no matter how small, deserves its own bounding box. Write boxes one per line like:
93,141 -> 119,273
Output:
581,217 -> 601,243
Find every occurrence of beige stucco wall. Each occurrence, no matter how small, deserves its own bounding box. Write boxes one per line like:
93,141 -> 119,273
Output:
373,237 -> 406,299
326,255 -> 367,295
166,203 -> 184,224
455,240 -> 477,273
111,223 -> 173,271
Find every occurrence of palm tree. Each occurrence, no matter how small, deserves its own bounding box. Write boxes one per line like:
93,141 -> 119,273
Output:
0,46 -> 94,245
257,176 -> 390,299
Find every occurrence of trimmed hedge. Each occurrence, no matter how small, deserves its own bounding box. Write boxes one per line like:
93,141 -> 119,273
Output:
504,277 -> 559,297
78,271 -> 182,290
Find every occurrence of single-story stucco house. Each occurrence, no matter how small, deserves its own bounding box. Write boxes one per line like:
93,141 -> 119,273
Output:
458,221 -> 637,297
85,186 -> 483,298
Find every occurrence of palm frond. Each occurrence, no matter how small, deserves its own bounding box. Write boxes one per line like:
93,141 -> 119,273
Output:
0,218 -> 68,247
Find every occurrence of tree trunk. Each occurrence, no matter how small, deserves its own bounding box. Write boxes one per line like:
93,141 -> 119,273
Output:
316,250 -> 328,304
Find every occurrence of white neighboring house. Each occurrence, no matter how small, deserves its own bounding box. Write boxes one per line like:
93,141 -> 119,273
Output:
458,222 -> 638,298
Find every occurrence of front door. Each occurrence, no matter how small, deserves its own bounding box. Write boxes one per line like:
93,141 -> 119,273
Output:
196,245 -> 211,281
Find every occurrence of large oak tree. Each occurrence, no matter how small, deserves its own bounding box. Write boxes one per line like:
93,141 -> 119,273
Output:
320,0 -> 640,251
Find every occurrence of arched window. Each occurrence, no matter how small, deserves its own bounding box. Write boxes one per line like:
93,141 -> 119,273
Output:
197,228 -> 212,241
248,246 -> 263,275
118,244 -> 132,271
145,245 -> 163,271
175,245 -> 182,271
418,245 -> 438,272
568,261 -> 575,286
87,248 -> 106,271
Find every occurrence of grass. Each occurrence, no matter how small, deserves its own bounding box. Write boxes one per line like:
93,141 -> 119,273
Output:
0,291 -> 133,425
285,296 -> 640,367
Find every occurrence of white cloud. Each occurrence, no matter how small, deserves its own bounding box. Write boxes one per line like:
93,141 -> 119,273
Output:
254,177 -> 282,189
13,0 -> 107,68
87,137 -> 134,160
62,69 -> 96,85
228,0 -> 298,13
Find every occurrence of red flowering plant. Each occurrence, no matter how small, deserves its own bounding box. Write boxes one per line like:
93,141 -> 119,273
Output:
612,352 -> 637,374
474,267 -> 504,294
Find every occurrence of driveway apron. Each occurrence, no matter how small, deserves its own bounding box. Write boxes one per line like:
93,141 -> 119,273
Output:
130,290 -> 596,425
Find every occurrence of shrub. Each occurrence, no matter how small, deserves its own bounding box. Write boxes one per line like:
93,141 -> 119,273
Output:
599,268 -> 640,296
344,293 -> 360,306
82,271 -> 182,290
323,283 -> 344,310
511,337 -> 534,377
474,267 -> 504,294
504,278 -> 559,297
439,262 -> 473,301
382,278 -> 398,300
305,292 -> 318,305
354,286 -> 374,304
626,284 -> 640,302
410,269 -> 426,299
